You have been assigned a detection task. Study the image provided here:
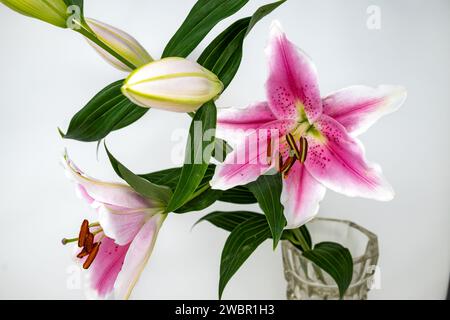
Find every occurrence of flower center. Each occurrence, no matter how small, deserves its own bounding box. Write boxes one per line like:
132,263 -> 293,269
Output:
61,219 -> 103,269
266,132 -> 309,179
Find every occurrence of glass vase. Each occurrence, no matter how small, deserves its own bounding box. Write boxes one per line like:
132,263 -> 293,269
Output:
281,218 -> 379,300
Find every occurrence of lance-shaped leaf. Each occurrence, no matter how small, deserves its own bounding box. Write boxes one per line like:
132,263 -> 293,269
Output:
140,165 -> 255,208
175,188 -> 223,214
219,215 -> 271,299
162,0 -> 250,58
165,101 -> 217,213
195,211 -> 263,232
198,0 -> 286,89
302,242 -> 354,299
247,174 -> 286,249
105,145 -> 172,206
220,186 -> 257,204
62,80 -> 148,142
140,165 -> 215,191
196,211 -> 311,243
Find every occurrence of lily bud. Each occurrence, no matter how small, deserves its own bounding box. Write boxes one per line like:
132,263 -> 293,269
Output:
121,58 -> 224,112
85,18 -> 153,72
1,0 -> 69,28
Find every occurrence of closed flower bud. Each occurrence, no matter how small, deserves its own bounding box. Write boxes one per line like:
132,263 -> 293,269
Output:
1,0 -> 69,28
85,18 -> 153,72
121,58 -> 223,113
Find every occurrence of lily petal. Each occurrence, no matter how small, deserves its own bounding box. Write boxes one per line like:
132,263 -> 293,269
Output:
85,18 -> 153,72
211,120 -> 295,190
323,85 -> 407,136
218,102 -> 277,131
217,102 -> 277,144
63,153 -> 151,209
266,21 -> 322,122
88,236 -> 130,298
114,214 -> 164,300
305,115 -> 394,201
98,205 -> 161,246
281,162 -> 327,229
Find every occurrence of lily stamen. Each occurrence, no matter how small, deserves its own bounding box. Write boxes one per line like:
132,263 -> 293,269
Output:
266,136 -> 272,165
83,242 -> 101,269
299,136 -> 308,163
61,219 -> 103,269
280,156 -> 295,174
78,219 -> 89,248
286,133 -> 301,160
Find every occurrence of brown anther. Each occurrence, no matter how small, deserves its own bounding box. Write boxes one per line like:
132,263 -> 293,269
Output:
286,133 -> 301,160
266,136 -> 272,165
84,233 -> 94,253
83,242 -> 101,269
77,248 -> 89,259
280,156 -> 295,173
299,136 -> 308,163
278,154 -> 284,171
78,219 -> 89,248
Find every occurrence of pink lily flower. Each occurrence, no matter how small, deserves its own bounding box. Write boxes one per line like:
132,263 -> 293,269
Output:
210,21 -> 406,228
61,153 -> 168,299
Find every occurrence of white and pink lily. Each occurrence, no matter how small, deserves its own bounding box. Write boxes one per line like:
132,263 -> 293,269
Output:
211,22 -> 406,228
62,153 -> 168,299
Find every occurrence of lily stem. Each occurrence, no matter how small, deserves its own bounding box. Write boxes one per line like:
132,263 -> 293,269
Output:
292,228 -> 311,251
185,183 -> 211,203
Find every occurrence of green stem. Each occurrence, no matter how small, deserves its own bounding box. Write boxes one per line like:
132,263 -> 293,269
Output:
185,183 -> 211,203
292,229 -> 311,251
74,20 -> 136,70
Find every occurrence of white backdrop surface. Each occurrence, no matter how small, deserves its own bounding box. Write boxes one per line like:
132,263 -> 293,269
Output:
0,0 -> 449,299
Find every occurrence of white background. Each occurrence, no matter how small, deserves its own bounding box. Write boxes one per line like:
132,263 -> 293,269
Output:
0,0 -> 449,299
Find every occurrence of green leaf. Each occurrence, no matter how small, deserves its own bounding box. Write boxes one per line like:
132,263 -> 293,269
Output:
105,145 -> 172,205
140,164 -> 256,209
166,102 -> 217,213
62,80 -> 148,142
140,167 -> 189,190
247,174 -> 286,249
302,242 -> 354,299
212,138 -> 233,163
283,225 -> 313,252
140,164 -> 215,191
198,0 -> 286,89
195,211 -> 262,232
297,225 -> 312,249
175,188 -> 223,214
197,210 -> 310,245
220,186 -> 257,204
162,0 -> 250,58
219,215 -> 271,299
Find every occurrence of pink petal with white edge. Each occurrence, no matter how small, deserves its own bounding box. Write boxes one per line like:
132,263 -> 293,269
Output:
305,115 -> 394,201
218,102 -> 277,131
98,205 -> 162,246
210,119 -> 295,190
323,85 -> 407,136
281,162 -> 327,229
266,21 -> 322,122
216,102 -> 277,144
63,153 -> 151,209
114,214 -> 164,299
88,236 -> 130,298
